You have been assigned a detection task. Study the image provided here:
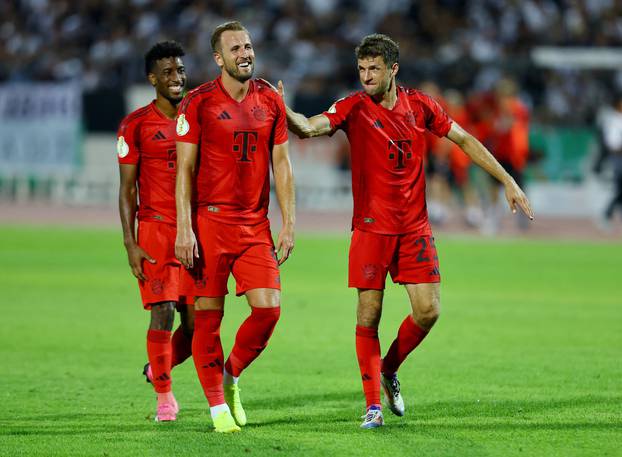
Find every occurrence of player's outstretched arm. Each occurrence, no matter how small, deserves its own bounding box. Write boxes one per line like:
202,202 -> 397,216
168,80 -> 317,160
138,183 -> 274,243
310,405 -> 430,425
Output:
175,141 -> 199,268
119,164 -> 155,281
270,80 -> 332,139
272,141 -> 295,265
447,122 -> 534,220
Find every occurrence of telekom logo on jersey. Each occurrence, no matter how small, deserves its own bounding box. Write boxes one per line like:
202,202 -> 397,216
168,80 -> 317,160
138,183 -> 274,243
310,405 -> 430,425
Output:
233,130 -> 258,162
388,139 -> 413,170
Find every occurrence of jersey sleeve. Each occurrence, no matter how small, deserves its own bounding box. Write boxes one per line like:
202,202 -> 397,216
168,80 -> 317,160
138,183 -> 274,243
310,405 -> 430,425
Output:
420,93 -> 453,138
175,92 -> 201,144
116,117 -> 140,165
273,94 -> 288,145
323,95 -> 358,132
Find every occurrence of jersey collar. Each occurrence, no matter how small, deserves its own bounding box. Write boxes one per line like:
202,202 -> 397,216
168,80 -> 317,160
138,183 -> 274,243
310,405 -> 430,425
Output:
215,75 -> 254,104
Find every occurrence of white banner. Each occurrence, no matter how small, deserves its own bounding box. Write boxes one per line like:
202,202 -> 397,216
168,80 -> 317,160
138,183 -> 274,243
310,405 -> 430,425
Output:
0,84 -> 81,177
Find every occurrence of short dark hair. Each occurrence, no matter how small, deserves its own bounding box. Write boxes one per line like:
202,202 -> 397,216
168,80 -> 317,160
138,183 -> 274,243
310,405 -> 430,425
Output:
211,21 -> 249,52
144,41 -> 185,76
355,34 -> 399,67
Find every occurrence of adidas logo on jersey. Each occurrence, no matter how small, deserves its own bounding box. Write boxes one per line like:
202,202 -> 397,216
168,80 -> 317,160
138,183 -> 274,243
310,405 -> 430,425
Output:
217,111 -> 232,120
152,130 -> 166,140
373,119 -> 384,128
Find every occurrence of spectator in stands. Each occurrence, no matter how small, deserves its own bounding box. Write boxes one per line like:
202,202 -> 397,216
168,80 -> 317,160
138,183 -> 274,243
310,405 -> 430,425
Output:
596,93 -> 622,231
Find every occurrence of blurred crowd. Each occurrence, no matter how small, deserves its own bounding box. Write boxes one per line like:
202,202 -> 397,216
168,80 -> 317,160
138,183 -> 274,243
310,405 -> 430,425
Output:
420,77 -> 531,232
2,0 -> 622,124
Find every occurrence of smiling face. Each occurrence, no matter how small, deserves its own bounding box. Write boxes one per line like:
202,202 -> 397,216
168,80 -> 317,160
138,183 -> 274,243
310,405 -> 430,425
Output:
357,55 -> 398,97
149,56 -> 186,104
213,30 -> 255,83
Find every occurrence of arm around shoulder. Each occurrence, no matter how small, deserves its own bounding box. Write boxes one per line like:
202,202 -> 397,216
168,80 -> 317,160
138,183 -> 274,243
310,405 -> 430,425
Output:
285,107 -> 333,139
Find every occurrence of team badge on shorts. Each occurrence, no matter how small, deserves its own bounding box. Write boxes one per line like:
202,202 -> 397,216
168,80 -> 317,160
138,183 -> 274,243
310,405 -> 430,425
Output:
363,264 -> 378,280
150,279 -> 164,295
117,136 -> 129,158
176,114 -> 189,136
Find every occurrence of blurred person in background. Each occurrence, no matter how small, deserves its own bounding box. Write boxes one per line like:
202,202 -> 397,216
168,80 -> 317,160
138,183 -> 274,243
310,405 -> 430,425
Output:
596,93 -> 622,231
276,33 -> 533,429
444,89 -> 484,228
419,81 -> 453,226
482,78 -> 530,234
117,41 -> 193,422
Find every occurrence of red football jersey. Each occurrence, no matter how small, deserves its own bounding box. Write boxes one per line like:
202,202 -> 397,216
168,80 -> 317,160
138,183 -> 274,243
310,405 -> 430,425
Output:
324,87 -> 453,235
176,76 -> 288,225
117,101 -> 178,225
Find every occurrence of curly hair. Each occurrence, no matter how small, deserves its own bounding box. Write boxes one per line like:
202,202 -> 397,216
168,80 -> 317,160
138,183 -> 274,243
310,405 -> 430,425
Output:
144,41 -> 185,76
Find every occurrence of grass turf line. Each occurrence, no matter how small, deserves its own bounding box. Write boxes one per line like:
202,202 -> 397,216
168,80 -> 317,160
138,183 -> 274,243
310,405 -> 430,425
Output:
0,226 -> 620,456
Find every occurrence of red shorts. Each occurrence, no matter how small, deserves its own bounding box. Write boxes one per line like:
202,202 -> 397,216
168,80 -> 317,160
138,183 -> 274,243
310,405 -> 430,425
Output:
348,229 -> 441,290
180,216 -> 280,297
137,221 -> 189,309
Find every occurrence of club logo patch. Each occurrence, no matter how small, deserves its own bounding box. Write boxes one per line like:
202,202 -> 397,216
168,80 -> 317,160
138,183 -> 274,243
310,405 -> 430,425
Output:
176,114 -> 189,136
251,106 -> 268,121
362,264 -> 378,280
150,279 -> 164,295
405,111 -> 417,126
117,136 -> 129,158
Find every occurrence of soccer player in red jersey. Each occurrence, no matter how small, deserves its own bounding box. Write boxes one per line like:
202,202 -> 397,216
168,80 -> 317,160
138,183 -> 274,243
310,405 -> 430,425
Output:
278,34 -> 533,428
175,21 -> 295,433
118,41 -> 194,422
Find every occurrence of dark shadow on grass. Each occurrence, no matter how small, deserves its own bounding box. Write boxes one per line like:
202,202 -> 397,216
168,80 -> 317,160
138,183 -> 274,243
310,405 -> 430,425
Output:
2,393 -> 619,436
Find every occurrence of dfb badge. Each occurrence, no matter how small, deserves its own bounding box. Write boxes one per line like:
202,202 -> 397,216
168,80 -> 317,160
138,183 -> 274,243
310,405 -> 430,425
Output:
176,114 -> 189,136
117,136 -> 129,158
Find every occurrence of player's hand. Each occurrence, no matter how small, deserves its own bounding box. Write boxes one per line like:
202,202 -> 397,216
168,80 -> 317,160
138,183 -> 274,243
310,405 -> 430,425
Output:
125,243 -> 155,281
257,78 -> 285,99
275,224 -> 294,265
504,179 -> 534,220
175,228 -> 199,269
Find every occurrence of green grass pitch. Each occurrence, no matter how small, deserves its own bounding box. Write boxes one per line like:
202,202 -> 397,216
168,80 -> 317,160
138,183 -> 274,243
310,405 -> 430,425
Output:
0,226 -> 620,456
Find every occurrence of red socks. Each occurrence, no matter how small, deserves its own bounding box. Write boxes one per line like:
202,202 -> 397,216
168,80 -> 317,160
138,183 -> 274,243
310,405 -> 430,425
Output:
192,310 -> 225,406
355,325 -> 381,407
146,329 -> 172,394
225,306 -> 281,377
381,315 -> 429,376
171,326 -> 192,369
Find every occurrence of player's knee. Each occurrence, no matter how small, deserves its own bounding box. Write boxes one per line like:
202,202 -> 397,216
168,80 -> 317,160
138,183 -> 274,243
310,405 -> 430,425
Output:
357,302 -> 382,328
246,288 -> 280,308
195,296 -> 225,311
413,300 -> 440,331
149,301 -> 175,331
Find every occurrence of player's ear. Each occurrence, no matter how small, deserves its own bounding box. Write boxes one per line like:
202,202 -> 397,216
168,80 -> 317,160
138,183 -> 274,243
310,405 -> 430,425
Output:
391,63 -> 399,78
213,51 -> 223,67
147,72 -> 157,87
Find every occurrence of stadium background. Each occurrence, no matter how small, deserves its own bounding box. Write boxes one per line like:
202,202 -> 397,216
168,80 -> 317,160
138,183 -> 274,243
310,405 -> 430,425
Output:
0,1 -> 620,456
